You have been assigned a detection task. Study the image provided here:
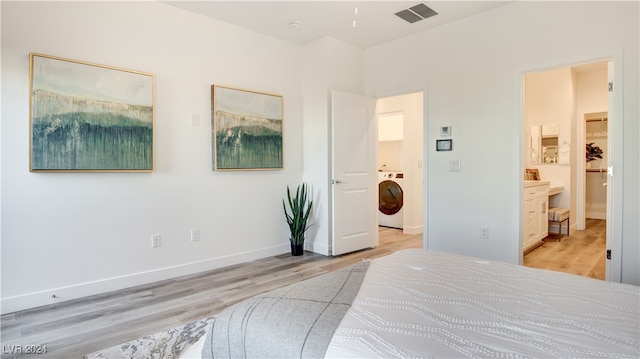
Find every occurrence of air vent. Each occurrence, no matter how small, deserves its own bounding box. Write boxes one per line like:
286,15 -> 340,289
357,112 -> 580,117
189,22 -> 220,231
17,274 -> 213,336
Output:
395,3 -> 438,24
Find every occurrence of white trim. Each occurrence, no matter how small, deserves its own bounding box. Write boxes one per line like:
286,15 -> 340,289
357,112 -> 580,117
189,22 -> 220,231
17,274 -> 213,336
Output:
607,50 -> 624,283
403,225 -> 424,235
517,70 -> 526,265
1,243 -> 289,314
306,238 -> 329,256
585,212 -> 607,220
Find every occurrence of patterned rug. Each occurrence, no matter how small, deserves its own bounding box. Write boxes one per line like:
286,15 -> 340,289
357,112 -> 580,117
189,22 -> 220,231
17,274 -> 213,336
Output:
86,317 -> 214,359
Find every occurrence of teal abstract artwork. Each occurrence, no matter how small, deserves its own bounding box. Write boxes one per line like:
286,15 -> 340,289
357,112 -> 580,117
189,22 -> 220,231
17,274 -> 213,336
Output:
30,53 -> 155,172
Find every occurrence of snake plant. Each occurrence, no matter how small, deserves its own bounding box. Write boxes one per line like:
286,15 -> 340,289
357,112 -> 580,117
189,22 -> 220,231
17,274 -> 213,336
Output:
283,183 -> 313,245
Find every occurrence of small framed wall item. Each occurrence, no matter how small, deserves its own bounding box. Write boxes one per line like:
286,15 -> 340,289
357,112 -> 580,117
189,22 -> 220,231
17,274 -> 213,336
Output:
440,125 -> 452,136
29,53 -> 155,172
436,139 -> 452,151
212,85 -> 283,170
525,168 -> 540,181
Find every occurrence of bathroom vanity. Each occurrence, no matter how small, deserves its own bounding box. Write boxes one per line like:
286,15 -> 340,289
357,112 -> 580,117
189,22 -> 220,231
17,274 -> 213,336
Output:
523,180 -> 549,252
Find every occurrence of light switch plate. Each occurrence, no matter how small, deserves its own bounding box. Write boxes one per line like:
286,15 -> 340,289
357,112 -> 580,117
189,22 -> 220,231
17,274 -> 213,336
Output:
189,113 -> 200,126
436,139 -> 452,151
449,160 -> 461,172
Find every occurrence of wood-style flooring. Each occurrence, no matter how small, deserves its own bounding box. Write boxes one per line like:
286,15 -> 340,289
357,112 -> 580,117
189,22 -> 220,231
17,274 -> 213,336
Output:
524,218 -> 606,280
1,227 -> 421,359
1,222 -> 606,359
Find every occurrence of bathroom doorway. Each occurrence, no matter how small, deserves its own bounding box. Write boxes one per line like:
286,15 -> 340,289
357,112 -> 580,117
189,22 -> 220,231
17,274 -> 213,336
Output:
522,59 -> 613,280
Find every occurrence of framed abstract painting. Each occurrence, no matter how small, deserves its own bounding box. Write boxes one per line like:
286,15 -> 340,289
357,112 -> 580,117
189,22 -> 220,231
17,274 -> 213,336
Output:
29,53 -> 155,172
211,85 -> 283,171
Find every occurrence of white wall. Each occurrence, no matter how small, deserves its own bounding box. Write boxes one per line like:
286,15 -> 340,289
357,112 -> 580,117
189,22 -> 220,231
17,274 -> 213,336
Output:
364,1 -> 639,284
1,1 -> 304,313
2,1 -> 638,316
301,38 -> 331,255
576,70 -> 609,219
301,37 -> 364,255
524,67 -> 573,211
378,140 -> 403,172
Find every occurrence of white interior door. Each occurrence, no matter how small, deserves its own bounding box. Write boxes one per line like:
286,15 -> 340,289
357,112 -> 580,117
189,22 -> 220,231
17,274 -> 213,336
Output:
331,90 -> 377,256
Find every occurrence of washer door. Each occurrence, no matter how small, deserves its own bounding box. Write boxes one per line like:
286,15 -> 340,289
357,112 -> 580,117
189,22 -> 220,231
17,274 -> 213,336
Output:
379,180 -> 404,215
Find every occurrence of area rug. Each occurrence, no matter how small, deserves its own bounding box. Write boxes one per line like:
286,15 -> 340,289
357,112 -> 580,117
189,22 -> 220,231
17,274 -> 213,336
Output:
86,316 -> 214,359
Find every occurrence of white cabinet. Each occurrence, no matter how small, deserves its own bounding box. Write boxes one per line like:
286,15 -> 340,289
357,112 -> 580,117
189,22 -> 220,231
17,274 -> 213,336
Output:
524,181 -> 549,252
378,112 -> 404,141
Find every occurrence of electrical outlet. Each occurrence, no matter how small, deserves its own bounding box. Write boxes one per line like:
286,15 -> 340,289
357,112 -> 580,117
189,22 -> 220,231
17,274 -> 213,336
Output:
449,160 -> 462,172
151,234 -> 161,248
480,226 -> 489,239
190,229 -> 200,242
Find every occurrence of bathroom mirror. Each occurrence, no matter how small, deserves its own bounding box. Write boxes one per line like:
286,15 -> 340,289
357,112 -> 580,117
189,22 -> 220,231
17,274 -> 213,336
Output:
530,124 -> 559,164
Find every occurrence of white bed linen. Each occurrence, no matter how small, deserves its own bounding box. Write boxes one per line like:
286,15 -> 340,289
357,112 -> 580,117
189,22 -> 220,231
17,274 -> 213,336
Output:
325,249 -> 640,358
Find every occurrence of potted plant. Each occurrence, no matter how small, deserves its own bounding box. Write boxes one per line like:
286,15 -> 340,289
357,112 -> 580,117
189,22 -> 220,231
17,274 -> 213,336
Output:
283,183 -> 313,256
586,142 -> 603,167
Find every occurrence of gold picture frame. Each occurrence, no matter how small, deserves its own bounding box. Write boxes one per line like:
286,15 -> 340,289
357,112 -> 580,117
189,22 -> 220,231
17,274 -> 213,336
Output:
211,85 -> 283,171
525,168 -> 540,181
29,53 -> 155,172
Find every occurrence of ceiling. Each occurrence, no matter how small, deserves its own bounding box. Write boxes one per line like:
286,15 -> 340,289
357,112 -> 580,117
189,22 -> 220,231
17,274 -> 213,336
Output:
164,1 -> 511,49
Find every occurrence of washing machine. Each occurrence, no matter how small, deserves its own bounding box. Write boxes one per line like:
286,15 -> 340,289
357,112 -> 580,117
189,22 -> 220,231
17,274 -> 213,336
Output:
378,172 -> 404,229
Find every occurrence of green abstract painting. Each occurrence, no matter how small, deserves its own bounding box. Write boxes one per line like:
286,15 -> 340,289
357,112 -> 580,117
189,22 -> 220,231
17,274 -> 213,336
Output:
30,53 -> 155,172
212,85 -> 283,170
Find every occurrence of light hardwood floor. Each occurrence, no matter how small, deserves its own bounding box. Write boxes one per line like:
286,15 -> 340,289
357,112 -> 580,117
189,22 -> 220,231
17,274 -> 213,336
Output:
524,218 -> 606,280
1,222 -> 606,359
1,227 -> 422,359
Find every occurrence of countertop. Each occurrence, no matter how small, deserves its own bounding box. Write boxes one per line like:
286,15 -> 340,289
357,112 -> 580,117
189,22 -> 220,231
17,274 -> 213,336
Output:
524,180 -> 550,188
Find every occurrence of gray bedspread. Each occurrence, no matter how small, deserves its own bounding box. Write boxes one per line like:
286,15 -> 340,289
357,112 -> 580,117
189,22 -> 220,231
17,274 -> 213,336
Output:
201,261 -> 370,359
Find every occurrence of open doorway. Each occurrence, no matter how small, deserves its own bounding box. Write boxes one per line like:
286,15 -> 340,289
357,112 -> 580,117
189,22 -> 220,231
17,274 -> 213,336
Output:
329,90 -> 424,256
582,111 -> 608,223
376,92 -> 424,236
522,60 -> 611,280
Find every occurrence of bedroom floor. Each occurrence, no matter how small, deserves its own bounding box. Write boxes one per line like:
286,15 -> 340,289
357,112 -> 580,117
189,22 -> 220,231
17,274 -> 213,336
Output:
524,218 -> 606,280
0,227 -> 421,359
1,223 -> 605,359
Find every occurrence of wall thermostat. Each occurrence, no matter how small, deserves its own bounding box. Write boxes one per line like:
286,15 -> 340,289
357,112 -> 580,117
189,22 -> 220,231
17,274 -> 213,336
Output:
436,139 -> 452,151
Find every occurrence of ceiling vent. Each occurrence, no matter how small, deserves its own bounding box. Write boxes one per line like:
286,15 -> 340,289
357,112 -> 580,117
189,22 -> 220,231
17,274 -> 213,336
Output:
395,3 -> 438,24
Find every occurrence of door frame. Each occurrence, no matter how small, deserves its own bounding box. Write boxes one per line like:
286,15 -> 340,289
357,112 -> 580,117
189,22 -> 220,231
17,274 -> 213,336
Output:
371,86 -> 428,247
519,51 -> 623,282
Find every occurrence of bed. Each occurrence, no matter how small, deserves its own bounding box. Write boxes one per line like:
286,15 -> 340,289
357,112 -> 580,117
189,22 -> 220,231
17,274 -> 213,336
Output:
193,249 -> 639,358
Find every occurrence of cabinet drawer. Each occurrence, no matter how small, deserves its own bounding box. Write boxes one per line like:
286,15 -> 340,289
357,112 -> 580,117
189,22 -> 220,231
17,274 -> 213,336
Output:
524,184 -> 549,200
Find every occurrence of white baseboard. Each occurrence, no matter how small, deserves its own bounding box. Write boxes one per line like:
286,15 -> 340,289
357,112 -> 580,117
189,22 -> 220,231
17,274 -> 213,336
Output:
1,243 -> 289,314
403,225 -> 424,235
306,241 -> 329,256
586,211 -> 606,220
